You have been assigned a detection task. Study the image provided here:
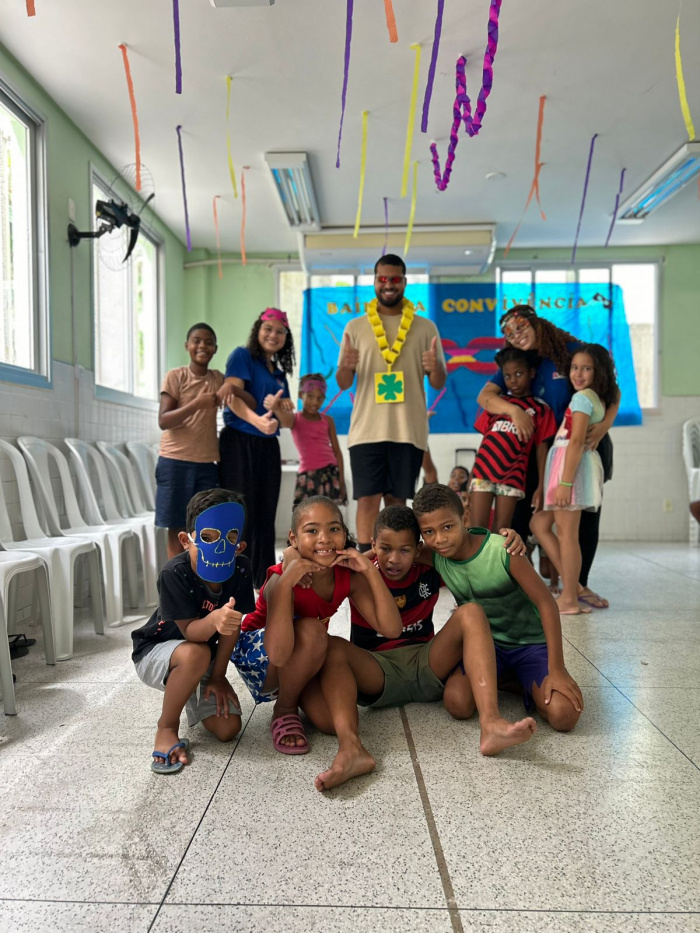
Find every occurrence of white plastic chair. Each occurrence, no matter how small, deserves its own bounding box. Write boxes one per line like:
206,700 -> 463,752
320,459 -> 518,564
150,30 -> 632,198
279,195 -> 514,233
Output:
0,440 -> 104,662
17,437 -> 140,627
0,549 -> 55,715
125,441 -> 156,511
682,418 -> 700,546
64,438 -> 159,606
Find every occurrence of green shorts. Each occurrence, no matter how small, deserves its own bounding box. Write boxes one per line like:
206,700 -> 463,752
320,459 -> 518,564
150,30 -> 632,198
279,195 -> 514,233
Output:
358,642 -> 445,709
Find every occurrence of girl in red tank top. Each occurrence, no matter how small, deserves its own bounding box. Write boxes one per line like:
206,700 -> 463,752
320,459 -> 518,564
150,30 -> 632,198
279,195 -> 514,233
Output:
231,496 -> 401,756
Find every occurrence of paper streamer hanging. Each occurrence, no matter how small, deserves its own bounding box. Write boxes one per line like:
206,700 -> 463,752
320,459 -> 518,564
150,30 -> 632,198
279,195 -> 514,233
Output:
175,125 -> 191,252
225,77 -> 238,198
173,0 -> 182,94
321,388 -> 345,414
336,0 -> 354,168
213,195 -> 223,280
383,0 -> 398,43
675,12 -> 696,140
353,111 -> 369,238
118,45 -> 142,192
604,168 -> 626,248
401,43 -> 422,198
504,95 -> 547,258
421,0 -> 444,133
26,0 -> 36,15
428,386 -> 447,412
571,134 -> 598,264
404,161 -> 418,256
383,197 -> 389,256
240,167 -> 248,266
430,0 -> 502,191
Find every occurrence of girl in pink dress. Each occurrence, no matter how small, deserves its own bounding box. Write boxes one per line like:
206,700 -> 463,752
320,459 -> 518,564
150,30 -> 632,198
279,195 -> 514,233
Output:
291,373 -> 347,506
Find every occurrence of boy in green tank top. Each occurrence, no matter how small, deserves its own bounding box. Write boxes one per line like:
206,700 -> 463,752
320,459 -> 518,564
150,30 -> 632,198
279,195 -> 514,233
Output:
412,484 -> 583,731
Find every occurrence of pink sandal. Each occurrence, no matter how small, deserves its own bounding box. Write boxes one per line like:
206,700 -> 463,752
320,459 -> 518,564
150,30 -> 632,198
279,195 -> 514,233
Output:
270,713 -> 309,755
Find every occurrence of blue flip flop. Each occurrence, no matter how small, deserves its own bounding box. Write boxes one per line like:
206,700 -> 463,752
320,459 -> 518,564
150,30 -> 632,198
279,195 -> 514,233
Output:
151,738 -> 190,774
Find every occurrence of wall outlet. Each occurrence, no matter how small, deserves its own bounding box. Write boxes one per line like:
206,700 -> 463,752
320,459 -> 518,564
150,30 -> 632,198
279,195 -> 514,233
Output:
663,498 -> 674,513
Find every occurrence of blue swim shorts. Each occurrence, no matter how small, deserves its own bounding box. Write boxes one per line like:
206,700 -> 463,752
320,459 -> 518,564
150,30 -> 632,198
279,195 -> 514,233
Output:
230,628 -> 278,704
494,642 -> 549,713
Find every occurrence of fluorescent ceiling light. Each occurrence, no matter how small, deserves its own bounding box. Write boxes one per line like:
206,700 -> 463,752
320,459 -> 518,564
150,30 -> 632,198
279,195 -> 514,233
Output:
264,152 -> 320,231
617,141 -> 700,222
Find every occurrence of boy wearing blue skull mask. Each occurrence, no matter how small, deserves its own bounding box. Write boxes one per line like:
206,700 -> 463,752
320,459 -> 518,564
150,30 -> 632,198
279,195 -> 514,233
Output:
132,488 -> 255,774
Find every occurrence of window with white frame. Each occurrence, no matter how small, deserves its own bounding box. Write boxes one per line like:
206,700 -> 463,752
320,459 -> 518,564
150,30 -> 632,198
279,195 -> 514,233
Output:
497,263 -> 658,408
92,173 -> 161,401
0,83 -> 47,381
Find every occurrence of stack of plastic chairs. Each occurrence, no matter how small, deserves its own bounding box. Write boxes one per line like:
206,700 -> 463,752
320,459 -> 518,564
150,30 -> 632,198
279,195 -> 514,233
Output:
64,439 -> 159,606
17,436 -> 141,627
0,439 -> 104,662
125,441 -> 156,511
682,418 -> 700,545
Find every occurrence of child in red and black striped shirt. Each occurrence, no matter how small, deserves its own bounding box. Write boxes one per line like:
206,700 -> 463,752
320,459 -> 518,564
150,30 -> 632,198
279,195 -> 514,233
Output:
470,348 -> 556,530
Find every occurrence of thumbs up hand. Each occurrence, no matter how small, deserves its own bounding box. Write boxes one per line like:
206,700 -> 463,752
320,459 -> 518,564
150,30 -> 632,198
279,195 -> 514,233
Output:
341,334 -> 360,372
422,336 -> 440,374
214,596 -> 242,636
256,409 -> 279,435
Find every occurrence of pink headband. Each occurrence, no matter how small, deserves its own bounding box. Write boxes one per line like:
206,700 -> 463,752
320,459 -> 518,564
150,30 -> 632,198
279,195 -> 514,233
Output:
301,378 -> 326,394
260,307 -> 289,328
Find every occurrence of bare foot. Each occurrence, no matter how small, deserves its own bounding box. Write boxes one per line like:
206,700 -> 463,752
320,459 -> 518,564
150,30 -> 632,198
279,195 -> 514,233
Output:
314,741 -> 376,792
559,602 -> 591,615
154,725 -> 189,766
479,716 -> 536,756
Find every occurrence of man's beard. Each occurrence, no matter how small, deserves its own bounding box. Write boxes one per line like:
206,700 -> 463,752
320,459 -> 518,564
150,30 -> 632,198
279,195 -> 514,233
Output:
376,290 -> 404,308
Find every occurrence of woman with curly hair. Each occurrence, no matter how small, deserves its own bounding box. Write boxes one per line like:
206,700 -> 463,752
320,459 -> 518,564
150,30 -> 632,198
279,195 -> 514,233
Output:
477,305 -> 620,609
219,308 -> 296,588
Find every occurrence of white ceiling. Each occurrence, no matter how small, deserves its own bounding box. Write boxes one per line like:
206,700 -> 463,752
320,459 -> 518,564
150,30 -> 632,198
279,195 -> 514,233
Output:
2,0 -> 700,261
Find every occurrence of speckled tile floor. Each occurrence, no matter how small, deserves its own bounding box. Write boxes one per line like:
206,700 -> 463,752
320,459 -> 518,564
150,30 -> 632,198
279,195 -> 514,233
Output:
1,543 -> 699,933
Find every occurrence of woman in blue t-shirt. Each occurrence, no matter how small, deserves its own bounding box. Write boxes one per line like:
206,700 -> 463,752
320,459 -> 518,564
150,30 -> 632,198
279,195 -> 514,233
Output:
219,308 -> 296,588
477,304 -> 620,610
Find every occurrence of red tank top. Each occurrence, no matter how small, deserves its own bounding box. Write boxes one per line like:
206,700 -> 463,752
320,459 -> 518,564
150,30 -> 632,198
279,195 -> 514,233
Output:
241,562 -> 352,632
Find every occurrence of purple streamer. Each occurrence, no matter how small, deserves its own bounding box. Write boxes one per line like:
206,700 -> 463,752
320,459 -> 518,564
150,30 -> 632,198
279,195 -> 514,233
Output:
421,0 -> 445,133
336,0 -> 354,168
383,197 -> 389,256
173,0 -> 182,94
176,125 -> 191,252
430,0 -> 502,191
572,134 -> 598,264
604,168 -> 626,248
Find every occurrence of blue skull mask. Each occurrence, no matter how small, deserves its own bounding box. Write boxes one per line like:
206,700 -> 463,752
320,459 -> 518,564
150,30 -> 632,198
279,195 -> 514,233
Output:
190,501 -> 245,583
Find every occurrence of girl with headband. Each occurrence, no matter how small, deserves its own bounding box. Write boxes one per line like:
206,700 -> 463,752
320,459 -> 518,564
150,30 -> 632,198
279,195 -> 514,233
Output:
219,308 -> 296,589
477,305 -> 620,610
290,373 -> 347,508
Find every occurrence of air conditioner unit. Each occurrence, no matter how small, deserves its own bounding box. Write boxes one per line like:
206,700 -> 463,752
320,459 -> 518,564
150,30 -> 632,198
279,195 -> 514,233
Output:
302,226 -> 496,275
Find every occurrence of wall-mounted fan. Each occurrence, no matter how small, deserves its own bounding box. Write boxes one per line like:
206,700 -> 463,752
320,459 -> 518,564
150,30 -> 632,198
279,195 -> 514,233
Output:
67,163 -> 155,270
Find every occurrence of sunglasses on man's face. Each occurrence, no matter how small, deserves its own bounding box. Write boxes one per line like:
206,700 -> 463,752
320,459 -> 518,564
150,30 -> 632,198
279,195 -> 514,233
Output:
375,275 -> 405,285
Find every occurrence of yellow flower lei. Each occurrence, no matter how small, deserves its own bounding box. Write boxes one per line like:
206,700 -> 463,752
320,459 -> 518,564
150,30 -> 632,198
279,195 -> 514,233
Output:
366,298 -> 415,372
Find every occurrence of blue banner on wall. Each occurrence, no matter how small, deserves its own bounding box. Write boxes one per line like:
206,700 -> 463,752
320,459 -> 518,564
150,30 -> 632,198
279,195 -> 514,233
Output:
300,282 -> 641,434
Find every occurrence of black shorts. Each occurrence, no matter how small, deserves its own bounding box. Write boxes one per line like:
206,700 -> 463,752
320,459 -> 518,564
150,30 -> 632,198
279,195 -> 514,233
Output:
349,442 -> 424,500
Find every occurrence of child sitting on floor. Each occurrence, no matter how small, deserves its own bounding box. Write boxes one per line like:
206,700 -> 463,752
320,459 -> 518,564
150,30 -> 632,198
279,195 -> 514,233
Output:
291,374 -> 347,507
300,505 -> 537,792
231,495 -> 401,755
131,488 -> 255,774
412,483 -> 583,733
469,347 -> 556,531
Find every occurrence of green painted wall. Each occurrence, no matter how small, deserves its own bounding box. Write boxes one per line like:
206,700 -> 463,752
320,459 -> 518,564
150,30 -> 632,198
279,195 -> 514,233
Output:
0,42 -> 187,373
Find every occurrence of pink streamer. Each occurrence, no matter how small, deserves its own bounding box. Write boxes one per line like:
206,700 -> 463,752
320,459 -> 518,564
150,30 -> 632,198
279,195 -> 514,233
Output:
604,168 -> 626,248
321,389 -> 345,414
430,0 -> 502,191
572,134 -> 598,264
336,0 -> 354,168
428,387 -> 447,412
176,125 -> 191,252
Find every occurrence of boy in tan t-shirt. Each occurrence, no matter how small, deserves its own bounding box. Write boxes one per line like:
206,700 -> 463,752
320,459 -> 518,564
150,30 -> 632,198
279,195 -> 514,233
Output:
157,323 -> 232,558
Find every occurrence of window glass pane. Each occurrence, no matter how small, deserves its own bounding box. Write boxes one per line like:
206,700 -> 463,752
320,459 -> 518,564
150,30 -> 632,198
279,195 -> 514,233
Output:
0,98 -> 33,369
500,270 -> 532,285
132,236 -> 158,399
578,268 -> 610,285
535,269 -> 572,284
310,274 -> 355,288
278,269 -> 306,401
612,263 -> 657,408
93,181 -> 130,392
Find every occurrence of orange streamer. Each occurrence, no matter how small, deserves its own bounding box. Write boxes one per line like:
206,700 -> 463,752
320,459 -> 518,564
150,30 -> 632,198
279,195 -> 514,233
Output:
213,195 -> 223,280
504,95 -> 547,258
118,44 -> 142,191
383,0 -> 398,43
26,0 -> 36,15
240,167 -> 248,266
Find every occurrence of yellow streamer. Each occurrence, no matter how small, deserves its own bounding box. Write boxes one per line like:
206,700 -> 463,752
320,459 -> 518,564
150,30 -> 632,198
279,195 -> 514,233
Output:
226,76 -> 239,198
675,15 -> 696,140
404,160 -> 418,256
401,43 -> 422,198
353,110 -> 369,238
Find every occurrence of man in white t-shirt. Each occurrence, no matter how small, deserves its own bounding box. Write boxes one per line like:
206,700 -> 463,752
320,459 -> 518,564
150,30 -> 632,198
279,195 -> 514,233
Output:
335,254 -> 446,551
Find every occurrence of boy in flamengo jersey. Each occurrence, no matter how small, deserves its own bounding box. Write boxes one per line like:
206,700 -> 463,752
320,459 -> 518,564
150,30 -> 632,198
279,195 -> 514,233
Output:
469,347 -> 556,531
300,506 -> 536,792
